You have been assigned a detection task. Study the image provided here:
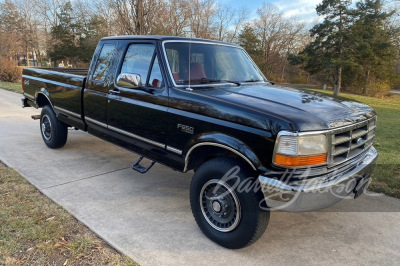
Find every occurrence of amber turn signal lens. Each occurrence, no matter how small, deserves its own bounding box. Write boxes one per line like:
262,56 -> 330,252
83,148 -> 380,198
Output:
275,154 -> 328,168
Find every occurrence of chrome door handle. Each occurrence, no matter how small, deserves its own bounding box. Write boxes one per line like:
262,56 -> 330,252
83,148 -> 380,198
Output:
109,89 -> 120,95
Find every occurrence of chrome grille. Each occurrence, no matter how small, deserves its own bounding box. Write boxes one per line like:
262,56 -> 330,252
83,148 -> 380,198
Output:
330,117 -> 376,165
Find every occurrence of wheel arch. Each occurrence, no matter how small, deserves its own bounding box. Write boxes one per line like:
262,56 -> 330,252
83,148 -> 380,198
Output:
35,89 -> 53,109
184,133 -> 262,172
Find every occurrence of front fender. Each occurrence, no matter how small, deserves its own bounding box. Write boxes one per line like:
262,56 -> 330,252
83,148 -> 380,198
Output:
184,133 -> 262,172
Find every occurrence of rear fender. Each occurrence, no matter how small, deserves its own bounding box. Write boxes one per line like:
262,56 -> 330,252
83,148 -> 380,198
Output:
35,88 -> 53,109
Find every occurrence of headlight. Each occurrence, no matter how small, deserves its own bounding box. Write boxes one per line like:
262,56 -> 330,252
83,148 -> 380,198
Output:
274,132 -> 328,168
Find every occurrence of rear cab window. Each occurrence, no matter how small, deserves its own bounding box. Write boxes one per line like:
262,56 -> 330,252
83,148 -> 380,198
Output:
92,43 -> 118,82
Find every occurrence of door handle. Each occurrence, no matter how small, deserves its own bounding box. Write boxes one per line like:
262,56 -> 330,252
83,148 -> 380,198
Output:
109,89 -> 120,95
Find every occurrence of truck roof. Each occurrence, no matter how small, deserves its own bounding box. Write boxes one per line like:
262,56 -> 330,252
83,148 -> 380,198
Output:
101,35 -> 239,47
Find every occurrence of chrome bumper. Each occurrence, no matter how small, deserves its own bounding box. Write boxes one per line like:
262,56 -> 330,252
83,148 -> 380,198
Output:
259,147 -> 378,212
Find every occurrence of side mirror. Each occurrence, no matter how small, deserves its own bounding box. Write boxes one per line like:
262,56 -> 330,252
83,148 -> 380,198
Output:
117,73 -> 142,89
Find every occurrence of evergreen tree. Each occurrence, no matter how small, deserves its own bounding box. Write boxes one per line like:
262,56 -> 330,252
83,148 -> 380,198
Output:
238,25 -> 263,70
49,1 -> 79,65
305,0 -> 353,97
77,15 -> 108,62
351,0 -> 398,94
49,1 -> 109,66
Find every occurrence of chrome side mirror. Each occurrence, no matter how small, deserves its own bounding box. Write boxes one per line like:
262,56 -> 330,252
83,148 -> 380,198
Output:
117,73 -> 142,89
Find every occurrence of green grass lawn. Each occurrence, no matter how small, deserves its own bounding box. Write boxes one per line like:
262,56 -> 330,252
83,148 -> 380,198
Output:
0,81 -> 22,93
304,89 -> 400,198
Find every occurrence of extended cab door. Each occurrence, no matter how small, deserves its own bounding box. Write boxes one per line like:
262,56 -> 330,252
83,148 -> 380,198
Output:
84,41 -> 119,139
107,41 -> 169,160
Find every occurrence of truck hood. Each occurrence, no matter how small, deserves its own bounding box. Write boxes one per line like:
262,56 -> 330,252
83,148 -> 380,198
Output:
201,84 -> 376,131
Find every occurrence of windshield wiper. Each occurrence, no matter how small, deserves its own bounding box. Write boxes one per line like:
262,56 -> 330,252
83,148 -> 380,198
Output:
199,79 -> 241,86
179,79 -> 241,86
243,79 -> 264,83
217,80 -> 241,86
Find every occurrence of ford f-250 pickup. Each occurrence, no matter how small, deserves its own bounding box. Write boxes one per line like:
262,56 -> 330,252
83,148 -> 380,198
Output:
21,36 -> 378,249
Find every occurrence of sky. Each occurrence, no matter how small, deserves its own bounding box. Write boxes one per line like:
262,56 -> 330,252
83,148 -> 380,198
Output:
219,0 -> 322,22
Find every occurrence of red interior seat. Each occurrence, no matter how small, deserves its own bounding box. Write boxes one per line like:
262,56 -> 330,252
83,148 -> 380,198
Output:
173,72 -> 180,82
190,63 -> 206,80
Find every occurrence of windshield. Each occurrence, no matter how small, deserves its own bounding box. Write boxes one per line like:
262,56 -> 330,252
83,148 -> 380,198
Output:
164,42 -> 267,86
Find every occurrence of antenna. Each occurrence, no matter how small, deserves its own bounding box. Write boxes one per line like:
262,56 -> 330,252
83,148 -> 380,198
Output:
185,30 -> 194,92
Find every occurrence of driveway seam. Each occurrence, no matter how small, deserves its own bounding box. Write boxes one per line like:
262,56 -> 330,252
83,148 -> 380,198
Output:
41,167 -> 131,190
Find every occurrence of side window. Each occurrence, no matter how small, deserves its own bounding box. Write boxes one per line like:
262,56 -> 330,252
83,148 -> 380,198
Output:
121,44 -> 155,85
149,56 -> 163,88
92,44 -> 117,82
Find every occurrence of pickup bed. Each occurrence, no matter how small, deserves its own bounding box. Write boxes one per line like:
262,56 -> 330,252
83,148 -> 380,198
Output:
22,36 -> 378,249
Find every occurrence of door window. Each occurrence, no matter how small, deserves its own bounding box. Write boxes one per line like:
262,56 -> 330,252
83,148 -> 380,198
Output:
149,55 -> 163,88
121,44 -> 155,85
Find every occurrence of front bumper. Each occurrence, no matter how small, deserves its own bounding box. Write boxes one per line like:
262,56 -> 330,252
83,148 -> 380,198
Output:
259,147 -> 378,212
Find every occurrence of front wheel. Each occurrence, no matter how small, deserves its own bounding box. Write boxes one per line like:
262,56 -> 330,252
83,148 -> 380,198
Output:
190,157 -> 270,249
40,105 -> 68,149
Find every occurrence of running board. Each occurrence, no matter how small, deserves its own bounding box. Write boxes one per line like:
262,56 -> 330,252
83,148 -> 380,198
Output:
31,115 -> 41,120
132,156 -> 156,174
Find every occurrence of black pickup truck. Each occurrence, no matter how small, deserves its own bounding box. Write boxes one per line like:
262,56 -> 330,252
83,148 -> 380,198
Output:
22,36 -> 378,249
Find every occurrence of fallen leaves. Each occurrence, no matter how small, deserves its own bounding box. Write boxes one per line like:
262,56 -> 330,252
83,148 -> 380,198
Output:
54,237 -> 69,248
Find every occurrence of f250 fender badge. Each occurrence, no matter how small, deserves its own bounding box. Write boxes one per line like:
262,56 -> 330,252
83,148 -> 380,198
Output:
177,124 -> 194,134
24,79 -> 30,86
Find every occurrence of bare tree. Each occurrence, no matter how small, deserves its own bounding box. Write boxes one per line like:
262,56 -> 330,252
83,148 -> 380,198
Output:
215,4 -> 234,41
108,0 -> 160,35
187,0 -> 217,39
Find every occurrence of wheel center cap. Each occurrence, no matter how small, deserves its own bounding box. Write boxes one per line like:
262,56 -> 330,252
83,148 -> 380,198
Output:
212,201 -> 222,213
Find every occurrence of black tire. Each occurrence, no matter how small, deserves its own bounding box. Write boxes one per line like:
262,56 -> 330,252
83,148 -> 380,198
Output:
40,105 -> 68,149
190,157 -> 270,249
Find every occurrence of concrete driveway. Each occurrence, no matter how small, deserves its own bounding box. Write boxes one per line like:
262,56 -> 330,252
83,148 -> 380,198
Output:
1,89 -> 399,265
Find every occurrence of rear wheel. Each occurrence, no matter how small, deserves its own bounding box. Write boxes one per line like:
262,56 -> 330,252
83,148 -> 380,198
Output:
190,157 -> 270,249
40,105 -> 68,149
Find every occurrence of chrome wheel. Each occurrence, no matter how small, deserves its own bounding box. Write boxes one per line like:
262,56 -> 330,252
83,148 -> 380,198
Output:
200,179 -> 241,232
41,114 -> 52,141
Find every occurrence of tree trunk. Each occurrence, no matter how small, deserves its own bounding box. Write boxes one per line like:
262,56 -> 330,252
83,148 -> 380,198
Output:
280,58 -> 287,82
334,65 -> 342,97
26,45 -> 30,67
363,69 -> 370,95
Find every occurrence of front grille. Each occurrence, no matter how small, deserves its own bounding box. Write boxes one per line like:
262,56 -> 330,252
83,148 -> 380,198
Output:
329,117 -> 376,165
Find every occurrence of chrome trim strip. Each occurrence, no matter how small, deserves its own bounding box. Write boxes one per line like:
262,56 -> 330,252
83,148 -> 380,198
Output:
23,92 -> 34,99
23,75 -> 82,90
108,125 -> 166,149
184,142 -> 257,172
23,69 -> 85,78
85,116 -> 107,128
84,116 -> 166,149
167,146 -> 183,155
161,40 -> 266,88
54,106 -> 81,118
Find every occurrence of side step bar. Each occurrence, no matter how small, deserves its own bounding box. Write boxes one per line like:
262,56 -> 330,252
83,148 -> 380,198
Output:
132,156 -> 156,174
